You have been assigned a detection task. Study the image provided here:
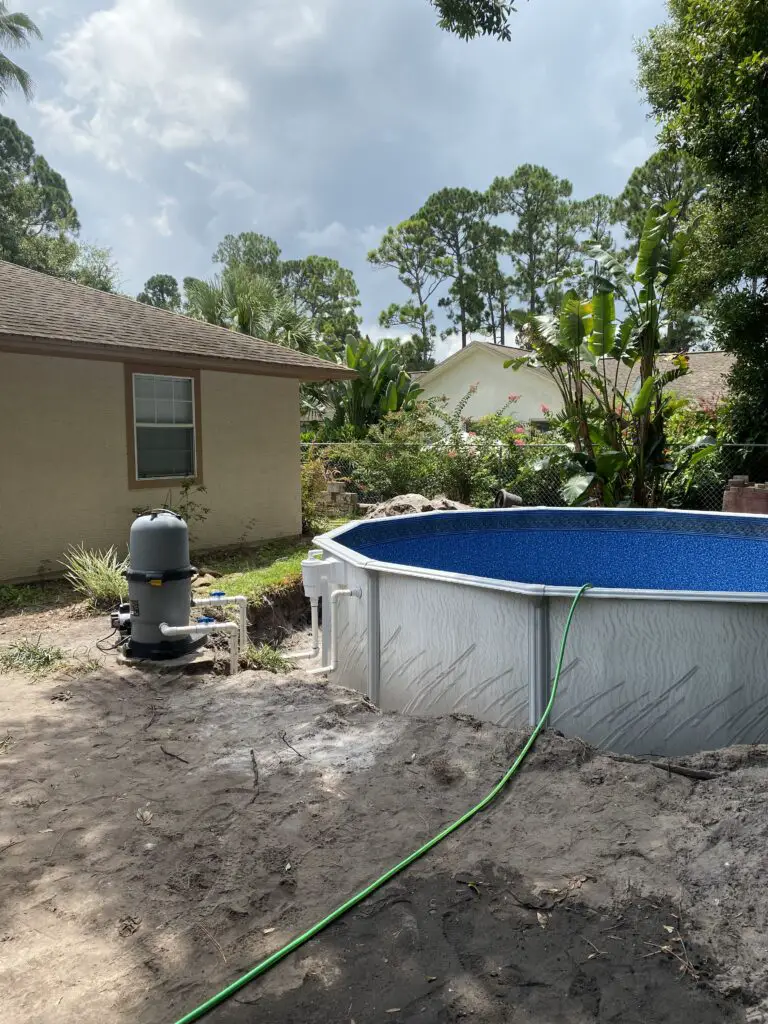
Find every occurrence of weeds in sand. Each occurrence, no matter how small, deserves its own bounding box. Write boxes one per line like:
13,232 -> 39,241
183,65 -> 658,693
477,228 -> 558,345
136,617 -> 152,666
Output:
240,643 -> 289,673
61,545 -> 128,610
0,637 -> 65,676
0,733 -> 14,754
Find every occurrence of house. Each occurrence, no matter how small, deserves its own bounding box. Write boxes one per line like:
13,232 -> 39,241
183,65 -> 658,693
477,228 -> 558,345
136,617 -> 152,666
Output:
0,260 -> 354,582
417,341 -> 563,425
418,340 -> 734,425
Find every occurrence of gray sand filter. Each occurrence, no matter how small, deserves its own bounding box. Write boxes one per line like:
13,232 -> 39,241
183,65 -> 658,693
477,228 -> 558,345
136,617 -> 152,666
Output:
124,510 -> 202,659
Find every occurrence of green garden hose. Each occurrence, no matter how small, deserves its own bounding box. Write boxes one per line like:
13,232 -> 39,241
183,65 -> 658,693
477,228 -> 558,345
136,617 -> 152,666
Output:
172,583 -> 592,1024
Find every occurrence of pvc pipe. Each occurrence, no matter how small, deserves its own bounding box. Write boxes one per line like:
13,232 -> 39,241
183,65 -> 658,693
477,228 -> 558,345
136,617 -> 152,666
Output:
159,620 -> 240,675
306,587 -> 361,676
285,598 -> 320,661
192,594 -> 248,651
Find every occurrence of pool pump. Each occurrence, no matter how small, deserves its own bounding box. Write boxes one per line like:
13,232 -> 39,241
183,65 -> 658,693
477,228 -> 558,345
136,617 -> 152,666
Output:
111,510 -> 247,672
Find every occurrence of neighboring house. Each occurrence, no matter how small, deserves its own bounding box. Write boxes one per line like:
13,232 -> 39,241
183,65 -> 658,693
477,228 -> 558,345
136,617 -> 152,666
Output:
602,351 -> 734,407
417,341 -> 563,426
419,341 -> 734,427
0,260 -> 354,582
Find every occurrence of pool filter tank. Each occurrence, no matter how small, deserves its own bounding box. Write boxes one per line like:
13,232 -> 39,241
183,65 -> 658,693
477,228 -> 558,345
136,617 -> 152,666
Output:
121,510 -> 203,660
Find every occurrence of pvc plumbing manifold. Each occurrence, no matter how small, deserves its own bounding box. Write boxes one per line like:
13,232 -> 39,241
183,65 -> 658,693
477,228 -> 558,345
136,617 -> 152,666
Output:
287,549 -> 361,672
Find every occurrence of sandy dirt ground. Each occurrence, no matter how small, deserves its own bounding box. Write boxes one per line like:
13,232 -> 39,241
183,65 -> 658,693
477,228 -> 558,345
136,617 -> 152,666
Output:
1,609 -> 766,1023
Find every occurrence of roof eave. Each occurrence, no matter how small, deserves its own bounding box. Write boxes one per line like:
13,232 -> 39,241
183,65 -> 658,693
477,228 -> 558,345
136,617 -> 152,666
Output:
0,333 -> 357,381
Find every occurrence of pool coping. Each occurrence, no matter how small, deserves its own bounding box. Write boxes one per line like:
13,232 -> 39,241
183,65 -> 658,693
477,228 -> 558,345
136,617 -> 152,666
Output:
315,507 -> 768,604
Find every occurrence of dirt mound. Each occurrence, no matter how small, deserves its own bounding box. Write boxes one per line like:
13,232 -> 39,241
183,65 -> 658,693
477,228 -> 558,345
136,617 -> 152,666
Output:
364,493 -> 474,519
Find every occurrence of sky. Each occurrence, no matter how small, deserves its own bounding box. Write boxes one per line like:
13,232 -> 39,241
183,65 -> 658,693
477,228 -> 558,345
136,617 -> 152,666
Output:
6,0 -> 668,359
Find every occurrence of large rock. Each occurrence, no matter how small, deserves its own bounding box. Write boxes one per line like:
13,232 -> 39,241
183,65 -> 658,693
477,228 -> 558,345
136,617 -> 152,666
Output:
364,493 -> 475,519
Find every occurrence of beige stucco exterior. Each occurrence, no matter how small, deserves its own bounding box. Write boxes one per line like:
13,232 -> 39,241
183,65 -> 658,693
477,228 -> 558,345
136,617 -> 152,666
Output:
418,342 -> 563,423
0,351 -> 301,581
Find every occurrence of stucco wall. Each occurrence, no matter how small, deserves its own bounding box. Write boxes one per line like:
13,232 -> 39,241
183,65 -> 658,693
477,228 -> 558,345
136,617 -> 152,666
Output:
419,346 -> 563,423
0,352 -> 301,581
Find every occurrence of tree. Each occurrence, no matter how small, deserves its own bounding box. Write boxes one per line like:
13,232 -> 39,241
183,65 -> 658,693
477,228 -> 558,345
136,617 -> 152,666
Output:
430,0 -> 518,41
0,114 -> 84,279
212,232 -> 282,281
577,194 -> 616,251
186,267 -> 316,352
71,243 -> 118,292
419,187 -> 487,348
637,0 -> 768,461
368,217 -> 450,363
467,222 -> 512,344
488,165 -> 572,316
613,150 -> 703,258
137,274 -> 181,311
0,1 -> 41,102
280,255 -> 360,347
637,0 -> 768,189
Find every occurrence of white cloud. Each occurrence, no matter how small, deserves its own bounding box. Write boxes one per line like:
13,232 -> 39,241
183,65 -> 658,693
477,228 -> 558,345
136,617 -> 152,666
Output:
298,221 -> 382,252
611,134 -> 654,171
38,0 -> 247,173
149,197 -> 177,238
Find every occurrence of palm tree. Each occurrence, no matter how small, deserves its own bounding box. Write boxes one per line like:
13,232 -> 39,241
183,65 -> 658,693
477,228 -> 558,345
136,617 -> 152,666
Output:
0,1 -> 41,102
185,267 -> 317,353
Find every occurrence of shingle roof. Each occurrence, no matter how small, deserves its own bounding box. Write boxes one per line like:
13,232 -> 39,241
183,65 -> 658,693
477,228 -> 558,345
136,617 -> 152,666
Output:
0,259 -> 355,381
600,351 -> 733,405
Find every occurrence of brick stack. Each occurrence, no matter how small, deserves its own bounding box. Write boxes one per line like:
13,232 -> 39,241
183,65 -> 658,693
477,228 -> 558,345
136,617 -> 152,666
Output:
722,476 -> 768,514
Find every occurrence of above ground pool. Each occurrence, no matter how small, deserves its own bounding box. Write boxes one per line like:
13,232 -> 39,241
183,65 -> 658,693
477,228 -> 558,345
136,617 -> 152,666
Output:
313,508 -> 768,756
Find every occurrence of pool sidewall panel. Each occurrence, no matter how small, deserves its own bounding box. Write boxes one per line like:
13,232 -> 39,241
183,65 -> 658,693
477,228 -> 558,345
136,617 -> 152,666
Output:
548,597 -> 768,755
375,574 -> 530,727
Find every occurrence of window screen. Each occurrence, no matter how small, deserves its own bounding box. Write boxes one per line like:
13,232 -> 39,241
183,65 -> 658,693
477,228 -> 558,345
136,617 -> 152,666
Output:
133,374 -> 196,480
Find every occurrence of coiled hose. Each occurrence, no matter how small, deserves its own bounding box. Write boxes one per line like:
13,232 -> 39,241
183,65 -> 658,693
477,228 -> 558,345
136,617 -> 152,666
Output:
172,583 -> 591,1023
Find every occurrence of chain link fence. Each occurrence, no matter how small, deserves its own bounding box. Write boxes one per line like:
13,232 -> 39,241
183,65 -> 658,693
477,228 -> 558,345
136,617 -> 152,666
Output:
302,441 -> 763,513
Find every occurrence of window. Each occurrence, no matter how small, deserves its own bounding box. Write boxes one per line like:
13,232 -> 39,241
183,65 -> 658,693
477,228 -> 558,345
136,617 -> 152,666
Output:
130,371 -> 198,482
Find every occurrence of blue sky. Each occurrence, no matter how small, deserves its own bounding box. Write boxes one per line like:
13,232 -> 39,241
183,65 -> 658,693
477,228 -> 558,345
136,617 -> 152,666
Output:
6,0 -> 667,358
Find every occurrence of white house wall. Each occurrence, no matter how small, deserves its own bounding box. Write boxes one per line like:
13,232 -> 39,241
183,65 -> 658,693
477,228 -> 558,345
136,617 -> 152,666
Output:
419,346 -> 563,423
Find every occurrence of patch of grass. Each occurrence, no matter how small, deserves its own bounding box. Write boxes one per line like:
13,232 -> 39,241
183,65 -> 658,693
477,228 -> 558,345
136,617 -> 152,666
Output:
198,524 -> 352,606
0,637 -> 65,676
240,643 -> 289,673
0,580 -> 73,616
61,545 -> 128,610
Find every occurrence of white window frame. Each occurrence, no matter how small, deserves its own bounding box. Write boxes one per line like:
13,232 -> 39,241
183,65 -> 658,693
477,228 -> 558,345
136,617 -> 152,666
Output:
132,372 -> 197,482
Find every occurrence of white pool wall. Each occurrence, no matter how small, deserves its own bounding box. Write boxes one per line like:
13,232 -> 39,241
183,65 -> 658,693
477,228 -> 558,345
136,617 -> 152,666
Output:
315,510 -> 768,756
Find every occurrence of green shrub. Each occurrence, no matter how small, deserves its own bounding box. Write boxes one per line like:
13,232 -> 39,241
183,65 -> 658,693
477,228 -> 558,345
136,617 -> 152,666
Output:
0,637 -> 65,676
0,584 -> 39,613
61,545 -> 128,609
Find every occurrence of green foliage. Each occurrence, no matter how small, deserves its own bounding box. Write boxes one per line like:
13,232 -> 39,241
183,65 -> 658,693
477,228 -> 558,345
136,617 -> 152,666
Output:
430,0 -> 517,41
0,1 -> 41,101
70,243 -> 119,292
488,165 -> 574,315
664,399 -> 731,509
343,403 -> 442,500
202,538 -> 308,607
0,636 -> 64,676
186,267 -> 316,352
132,481 -> 210,540
0,114 -> 79,270
637,0 -> 768,447
369,217 -> 451,363
60,545 -> 128,610
213,232 -> 282,281
418,187 -> 488,347
281,255 -> 361,349
637,0 -> 768,189
321,335 -> 423,434
240,642 -> 289,673
137,273 -> 181,311
513,205 -> 695,506
0,583 -> 37,612
301,456 -> 329,534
